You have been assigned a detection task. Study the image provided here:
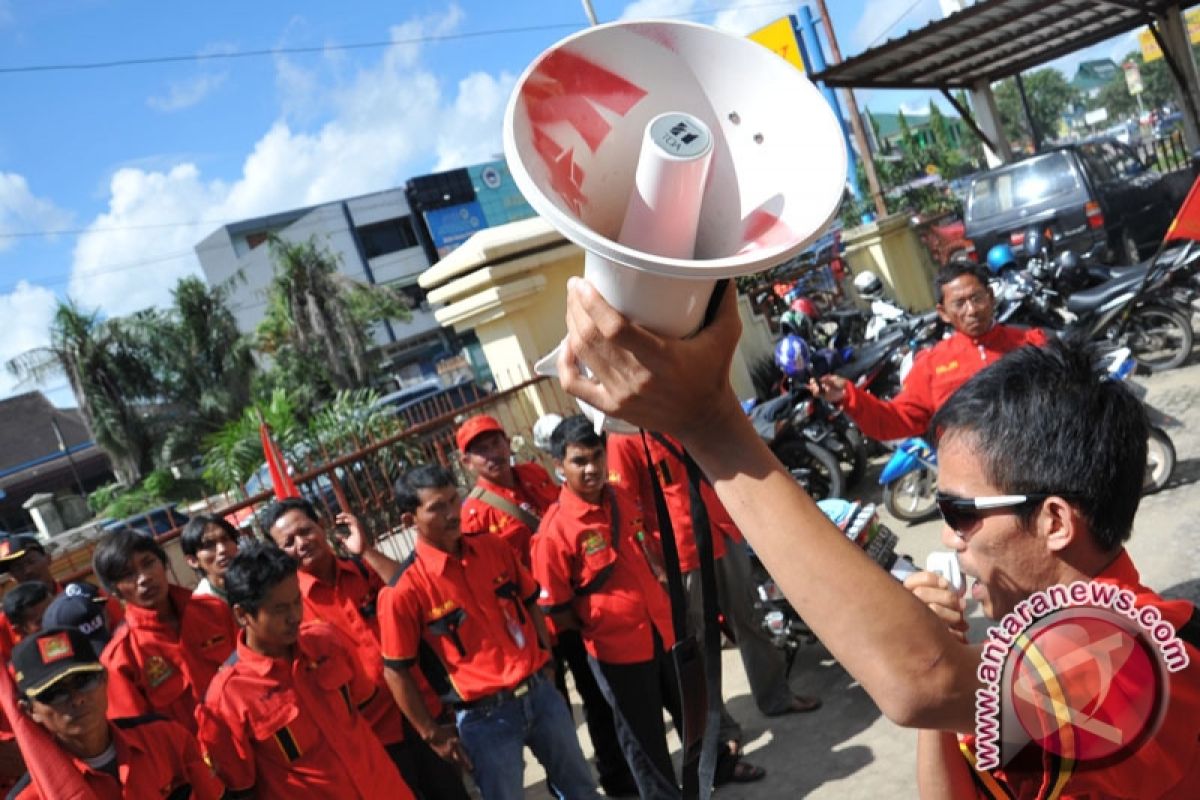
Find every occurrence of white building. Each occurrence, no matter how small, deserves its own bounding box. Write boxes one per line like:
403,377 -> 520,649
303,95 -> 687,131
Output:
194,188 -> 457,387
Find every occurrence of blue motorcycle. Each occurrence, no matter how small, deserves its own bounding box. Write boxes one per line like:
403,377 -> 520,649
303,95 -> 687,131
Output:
878,438 -> 938,522
876,346 -> 1179,522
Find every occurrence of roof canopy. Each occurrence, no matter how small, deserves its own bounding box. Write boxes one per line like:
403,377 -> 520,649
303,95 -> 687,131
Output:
812,0 -> 1198,90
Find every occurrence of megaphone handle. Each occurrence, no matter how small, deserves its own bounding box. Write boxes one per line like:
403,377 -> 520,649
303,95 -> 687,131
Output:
700,279 -> 730,331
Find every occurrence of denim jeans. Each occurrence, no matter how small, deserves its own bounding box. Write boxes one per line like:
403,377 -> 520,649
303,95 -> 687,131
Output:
455,673 -> 601,800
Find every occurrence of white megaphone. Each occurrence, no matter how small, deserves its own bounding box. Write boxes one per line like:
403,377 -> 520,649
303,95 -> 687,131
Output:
504,19 -> 847,430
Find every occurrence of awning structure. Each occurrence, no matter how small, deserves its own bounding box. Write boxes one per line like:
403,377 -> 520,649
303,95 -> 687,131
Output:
812,0 -> 1200,91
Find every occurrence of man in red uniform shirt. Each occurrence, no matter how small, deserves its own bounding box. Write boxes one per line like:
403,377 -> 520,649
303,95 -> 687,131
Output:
816,261 -> 1046,441
197,542 -> 414,799
532,416 -> 682,798
380,464 -> 601,800
9,625 -> 223,799
92,528 -> 227,731
457,414 -> 635,795
264,497 -> 469,800
177,515 -> 241,693
556,277 -> 1200,799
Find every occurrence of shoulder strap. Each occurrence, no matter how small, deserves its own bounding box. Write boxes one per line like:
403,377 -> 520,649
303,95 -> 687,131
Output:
648,433 -> 712,488
468,485 -> 542,531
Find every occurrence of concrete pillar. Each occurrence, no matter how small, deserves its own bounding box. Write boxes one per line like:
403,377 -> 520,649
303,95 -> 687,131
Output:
1156,9 -> 1200,151
420,217 -> 773,413
968,80 -> 1013,167
23,493 -> 64,541
841,214 -> 938,311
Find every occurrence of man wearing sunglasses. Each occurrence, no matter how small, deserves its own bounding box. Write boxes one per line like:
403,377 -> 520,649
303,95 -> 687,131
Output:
557,276 -> 1200,799
814,260 -> 1046,442
8,626 -> 223,798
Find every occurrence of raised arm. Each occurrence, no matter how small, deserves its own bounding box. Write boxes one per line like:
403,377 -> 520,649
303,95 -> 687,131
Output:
558,278 -> 978,731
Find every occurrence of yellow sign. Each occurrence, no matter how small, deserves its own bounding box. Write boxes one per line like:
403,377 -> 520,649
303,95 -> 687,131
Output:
748,16 -> 805,72
1139,8 -> 1200,63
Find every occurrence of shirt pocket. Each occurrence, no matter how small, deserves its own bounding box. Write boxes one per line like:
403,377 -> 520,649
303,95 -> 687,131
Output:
312,654 -> 359,717
246,690 -> 316,766
141,653 -> 190,709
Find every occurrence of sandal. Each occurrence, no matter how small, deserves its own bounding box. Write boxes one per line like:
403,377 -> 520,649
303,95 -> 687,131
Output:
714,755 -> 767,786
765,694 -> 822,716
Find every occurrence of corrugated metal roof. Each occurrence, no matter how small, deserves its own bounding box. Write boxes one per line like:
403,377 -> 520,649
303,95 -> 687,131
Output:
812,0 -> 1196,90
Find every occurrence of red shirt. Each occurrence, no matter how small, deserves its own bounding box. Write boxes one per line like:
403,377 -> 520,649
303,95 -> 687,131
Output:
843,323 -> 1046,441
197,623 -> 413,800
378,533 -> 549,702
178,592 -> 237,700
532,485 -> 674,664
101,584 -> 204,732
607,432 -> 733,572
296,557 -> 414,745
11,717 -> 224,800
959,550 -> 1200,799
462,462 -> 559,566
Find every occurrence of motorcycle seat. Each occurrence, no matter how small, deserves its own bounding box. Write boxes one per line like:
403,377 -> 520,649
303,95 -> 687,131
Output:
836,335 -> 903,381
1065,269 -> 1148,314
1085,263 -> 1149,284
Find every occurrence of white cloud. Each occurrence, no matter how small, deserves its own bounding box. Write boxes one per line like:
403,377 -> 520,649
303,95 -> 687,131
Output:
0,172 -> 73,253
68,4 -> 516,318
618,0 -> 697,21
616,0 -> 784,33
0,281 -> 60,399
147,72 -> 229,112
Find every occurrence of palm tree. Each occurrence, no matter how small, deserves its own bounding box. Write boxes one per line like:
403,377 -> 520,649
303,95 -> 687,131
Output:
257,235 -> 411,403
6,301 -> 160,483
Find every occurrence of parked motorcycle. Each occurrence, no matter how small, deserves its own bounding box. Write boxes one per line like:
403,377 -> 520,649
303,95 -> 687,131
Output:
745,387 -> 846,500
876,347 -> 1179,523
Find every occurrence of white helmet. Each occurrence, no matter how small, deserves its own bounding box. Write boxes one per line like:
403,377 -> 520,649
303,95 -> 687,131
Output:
853,270 -> 883,300
532,414 -> 564,453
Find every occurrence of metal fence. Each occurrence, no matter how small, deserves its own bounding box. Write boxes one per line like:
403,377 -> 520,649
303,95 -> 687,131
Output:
53,374 -> 581,585
1133,129 -> 1191,174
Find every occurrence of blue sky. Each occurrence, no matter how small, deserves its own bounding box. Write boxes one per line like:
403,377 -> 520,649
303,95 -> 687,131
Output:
0,0 -> 1143,404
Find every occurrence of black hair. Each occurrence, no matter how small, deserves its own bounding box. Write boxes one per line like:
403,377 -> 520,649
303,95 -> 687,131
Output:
224,542 -> 298,615
92,528 -> 168,593
180,514 -> 240,558
262,497 -> 319,532
393,464 -> 458,515
933,260 -> 992,305
549,414 -> 605,460
3,581 -> 53,628
930,337 -> 1148,551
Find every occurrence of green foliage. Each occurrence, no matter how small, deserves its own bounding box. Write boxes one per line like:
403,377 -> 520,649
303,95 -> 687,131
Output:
88,469 -> 205,521
255,235 -> 413,419
202,390 -> 304,494
994,69 -> 1079,144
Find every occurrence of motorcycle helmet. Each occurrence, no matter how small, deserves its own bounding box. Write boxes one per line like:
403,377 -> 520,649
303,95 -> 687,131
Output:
778,309 -> 811,338
532,413 -> 563,454
1056,249 -> 1084,289
986,243 -> 1017,274
853,270 -> 883,301
773,334 -> 812,377
789,296 -> 820,320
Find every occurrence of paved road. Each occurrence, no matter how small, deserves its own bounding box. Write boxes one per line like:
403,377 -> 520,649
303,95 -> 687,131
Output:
522,358 -> 1200,798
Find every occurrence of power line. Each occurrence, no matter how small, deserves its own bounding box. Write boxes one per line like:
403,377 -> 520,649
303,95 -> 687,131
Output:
0,1 -> 797,75
868,0 -> 928,48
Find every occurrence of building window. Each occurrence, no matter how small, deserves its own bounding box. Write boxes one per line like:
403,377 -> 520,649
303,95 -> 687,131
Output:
358,217 -> 419,259
245,231 -> 269,250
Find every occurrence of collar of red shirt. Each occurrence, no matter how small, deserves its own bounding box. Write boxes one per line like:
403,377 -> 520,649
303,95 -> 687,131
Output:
232,626 -> 327,677
296,556 -> 357,593
555,484 -> 611,520
951,322 -> 1007,348
414,535 -> 482,576
122,584 -> 191,633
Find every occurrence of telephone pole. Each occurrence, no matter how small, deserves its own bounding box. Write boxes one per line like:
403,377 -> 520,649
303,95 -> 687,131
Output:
814,0 -> 888,219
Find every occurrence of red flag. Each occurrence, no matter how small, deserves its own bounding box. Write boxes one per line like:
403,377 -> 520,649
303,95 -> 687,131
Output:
259,420 -> 300,500
1164,173 -> 1200,243
0,666 -> 96,799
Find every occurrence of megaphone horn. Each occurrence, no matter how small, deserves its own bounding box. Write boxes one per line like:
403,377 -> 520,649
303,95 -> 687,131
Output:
504,19 -> 847,428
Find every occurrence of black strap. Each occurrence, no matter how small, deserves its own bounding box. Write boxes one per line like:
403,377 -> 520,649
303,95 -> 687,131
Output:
1176,606 -> 1200,649
468,485 -> 542,531
640,431 -> 719,799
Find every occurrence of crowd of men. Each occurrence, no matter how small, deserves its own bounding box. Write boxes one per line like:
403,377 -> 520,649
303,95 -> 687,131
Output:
1,259 -> 1198,799
0,399 -> 825,799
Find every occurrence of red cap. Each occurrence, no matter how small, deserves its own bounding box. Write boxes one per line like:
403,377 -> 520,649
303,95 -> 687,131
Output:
455,415 -> 505,452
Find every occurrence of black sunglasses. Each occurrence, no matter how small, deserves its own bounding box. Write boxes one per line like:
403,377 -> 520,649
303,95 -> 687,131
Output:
33,671 -> 103,707
935,492 -> 1053,534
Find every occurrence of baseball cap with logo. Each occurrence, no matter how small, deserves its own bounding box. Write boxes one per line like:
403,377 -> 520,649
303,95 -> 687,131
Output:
455,415 -> 506,453
41,583 -> 112,657
11,626 -> 105,699
0,534 -> 45,573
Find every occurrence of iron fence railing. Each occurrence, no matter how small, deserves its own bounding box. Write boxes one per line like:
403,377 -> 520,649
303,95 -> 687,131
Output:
53,374 -> 580,586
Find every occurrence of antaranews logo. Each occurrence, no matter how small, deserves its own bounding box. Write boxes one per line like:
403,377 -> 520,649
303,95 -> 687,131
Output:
973,581 -> 1189,771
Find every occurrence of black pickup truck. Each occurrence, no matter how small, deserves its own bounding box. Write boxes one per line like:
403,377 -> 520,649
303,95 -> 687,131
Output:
963,139 -> 1174,265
